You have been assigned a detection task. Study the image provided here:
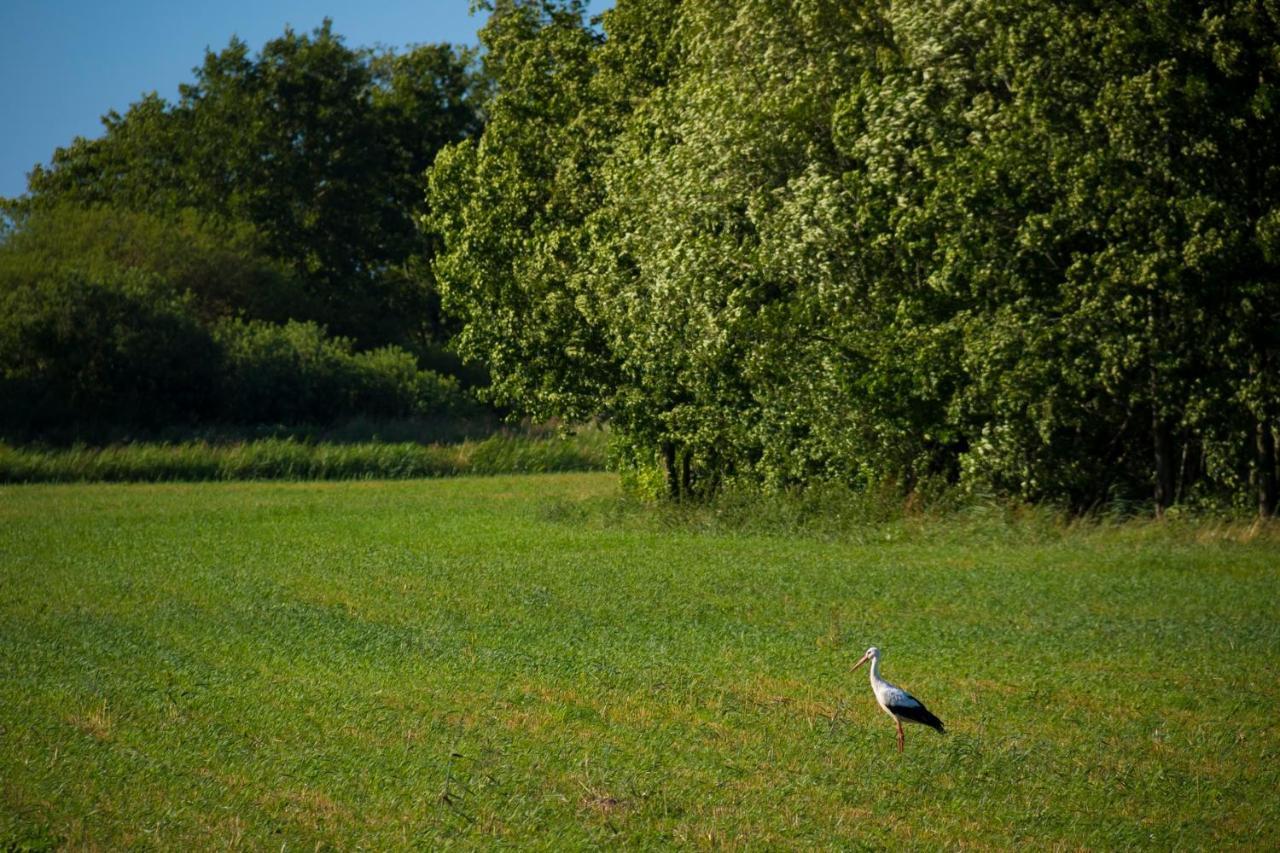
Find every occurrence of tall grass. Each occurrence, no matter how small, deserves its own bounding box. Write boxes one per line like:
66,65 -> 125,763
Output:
544,476 -> 1280,548
0,428 -> 608,483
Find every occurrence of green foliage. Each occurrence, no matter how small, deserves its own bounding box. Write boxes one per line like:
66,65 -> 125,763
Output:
428,0 -> 1280,512
0,276 -> 469,438
428,0 -> 617,422
213,318 -> 465,425
13,20 -> 480,351
0,202 -> 481,439
0,21 -> 498,443
0,203 -> 304,323
0,270 -> 221,434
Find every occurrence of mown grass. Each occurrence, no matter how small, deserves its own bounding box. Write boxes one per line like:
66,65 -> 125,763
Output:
0,428 -> 607,484
1,474 -> 1278,849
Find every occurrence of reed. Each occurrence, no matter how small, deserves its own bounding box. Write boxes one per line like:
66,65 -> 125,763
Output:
0,428 -> 608,483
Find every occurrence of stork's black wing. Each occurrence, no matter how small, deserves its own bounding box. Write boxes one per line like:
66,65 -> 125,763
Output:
888,695 -> 945,733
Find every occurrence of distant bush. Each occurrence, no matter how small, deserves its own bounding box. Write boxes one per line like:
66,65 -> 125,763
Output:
0,203 -> 488,440
0,276 -> 470,439
213,319 -> 467,425
0,203 -> 307,324
0,270 -> 221,435
350,345 -> 463,418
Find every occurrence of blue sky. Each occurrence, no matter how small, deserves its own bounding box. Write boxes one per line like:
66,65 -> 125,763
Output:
0,1 -> 611,199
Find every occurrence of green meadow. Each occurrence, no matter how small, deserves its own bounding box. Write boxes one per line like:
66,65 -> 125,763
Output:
2,474 -> 1278,849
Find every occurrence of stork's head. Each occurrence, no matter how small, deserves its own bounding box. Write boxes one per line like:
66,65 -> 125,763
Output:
852,646 -> 880,671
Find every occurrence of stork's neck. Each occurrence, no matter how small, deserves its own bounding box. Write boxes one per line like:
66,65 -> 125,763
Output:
868,654 -> 885,686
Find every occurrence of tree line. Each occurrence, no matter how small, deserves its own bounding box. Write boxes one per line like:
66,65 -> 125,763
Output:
1,21 -> 481,440
427,0 -> 1280,515
3,2 -> 1277,515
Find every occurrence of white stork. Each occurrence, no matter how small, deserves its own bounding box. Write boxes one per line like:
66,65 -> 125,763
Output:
852,646 -> 945,752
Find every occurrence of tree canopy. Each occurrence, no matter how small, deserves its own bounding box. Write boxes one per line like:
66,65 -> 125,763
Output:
0,22 -> 482,439
11,20 -> 480,352
428,0 -> 1280,513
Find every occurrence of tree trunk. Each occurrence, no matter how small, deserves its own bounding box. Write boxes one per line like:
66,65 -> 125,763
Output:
1153,409 -> 1175,516
679,450 -> 693,501
1147,293 -> 1176,517
1258,418 -> 1277,519
660,441 -> 679,500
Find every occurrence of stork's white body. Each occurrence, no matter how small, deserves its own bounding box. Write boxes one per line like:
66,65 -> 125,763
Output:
867,657 -> 920,721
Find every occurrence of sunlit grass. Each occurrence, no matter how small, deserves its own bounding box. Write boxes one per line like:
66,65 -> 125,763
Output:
2,474 -> 1277,848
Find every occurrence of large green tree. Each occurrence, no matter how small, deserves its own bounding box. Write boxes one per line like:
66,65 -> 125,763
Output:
840,1 -> 1280,511
13,21 -> 479,351
429,0 -> 1280,513
429,0 -> 626,422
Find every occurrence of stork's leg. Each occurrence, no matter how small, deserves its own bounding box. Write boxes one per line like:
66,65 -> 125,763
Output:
896,719 -> 904,753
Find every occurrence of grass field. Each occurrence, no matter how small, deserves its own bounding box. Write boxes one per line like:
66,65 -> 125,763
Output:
2,474 -> 1278,849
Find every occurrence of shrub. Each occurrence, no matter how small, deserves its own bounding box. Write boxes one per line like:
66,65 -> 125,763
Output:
349,345 -> 464,418
213,318 -> 466,425
0,270 -> 221,436
0,203 -> 306,324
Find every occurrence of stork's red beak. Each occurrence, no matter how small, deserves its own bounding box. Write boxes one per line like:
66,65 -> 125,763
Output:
851,652 -> 870,672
